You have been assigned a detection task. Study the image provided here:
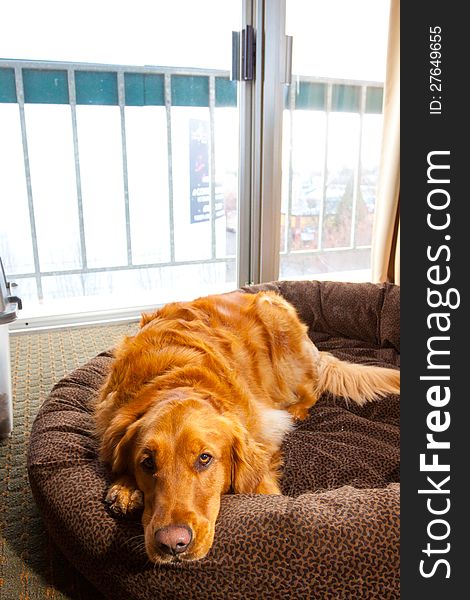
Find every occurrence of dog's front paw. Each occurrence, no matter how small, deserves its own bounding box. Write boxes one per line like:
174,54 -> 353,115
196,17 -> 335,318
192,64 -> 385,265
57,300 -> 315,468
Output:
105,480 -> 144,517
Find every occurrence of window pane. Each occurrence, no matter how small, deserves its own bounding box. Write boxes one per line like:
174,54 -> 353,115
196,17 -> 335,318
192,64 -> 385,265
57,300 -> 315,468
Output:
76,106 -> 128,269
25,105 -> 82,272
0,105 -> 34,274
1,1 -> 241,318
280,0 -> 390,282
125,106 -> 171,265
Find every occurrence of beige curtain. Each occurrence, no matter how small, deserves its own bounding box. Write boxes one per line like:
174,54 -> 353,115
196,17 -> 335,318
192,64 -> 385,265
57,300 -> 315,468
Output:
371,0 -> 400,284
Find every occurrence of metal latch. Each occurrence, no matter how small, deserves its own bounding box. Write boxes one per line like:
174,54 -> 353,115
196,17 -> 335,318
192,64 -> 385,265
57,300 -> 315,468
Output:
231,25 -> 256,81
232,28 -> 292,85
282,35 -> 293,85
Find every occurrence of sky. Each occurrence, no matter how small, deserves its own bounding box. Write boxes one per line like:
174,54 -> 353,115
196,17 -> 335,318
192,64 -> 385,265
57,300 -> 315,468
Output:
1,0 -> 389,80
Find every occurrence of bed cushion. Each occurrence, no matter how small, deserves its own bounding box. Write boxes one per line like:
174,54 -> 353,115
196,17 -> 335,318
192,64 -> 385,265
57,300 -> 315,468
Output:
27,280 -> 400,599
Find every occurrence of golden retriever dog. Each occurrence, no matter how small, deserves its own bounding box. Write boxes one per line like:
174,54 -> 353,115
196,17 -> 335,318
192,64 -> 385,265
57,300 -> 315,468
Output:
95,291 -> 399,563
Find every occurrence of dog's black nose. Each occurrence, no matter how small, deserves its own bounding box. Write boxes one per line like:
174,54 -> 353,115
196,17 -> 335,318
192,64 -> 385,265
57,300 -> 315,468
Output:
155,525 -> 193,555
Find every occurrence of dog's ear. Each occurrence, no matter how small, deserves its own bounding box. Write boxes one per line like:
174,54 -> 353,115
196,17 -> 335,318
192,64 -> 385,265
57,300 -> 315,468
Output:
230,422 -> 271,493
100,410 -> 142,475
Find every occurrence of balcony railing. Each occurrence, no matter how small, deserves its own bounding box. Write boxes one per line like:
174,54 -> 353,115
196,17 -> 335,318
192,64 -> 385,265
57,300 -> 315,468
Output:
0,58 -> 383,309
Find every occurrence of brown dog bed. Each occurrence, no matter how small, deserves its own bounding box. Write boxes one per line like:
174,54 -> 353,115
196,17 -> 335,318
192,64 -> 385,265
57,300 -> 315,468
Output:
27,280 -> 400,599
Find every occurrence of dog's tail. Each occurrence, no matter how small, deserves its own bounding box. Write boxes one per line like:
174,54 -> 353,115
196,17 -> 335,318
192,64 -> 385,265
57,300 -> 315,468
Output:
315,351 -> 400,406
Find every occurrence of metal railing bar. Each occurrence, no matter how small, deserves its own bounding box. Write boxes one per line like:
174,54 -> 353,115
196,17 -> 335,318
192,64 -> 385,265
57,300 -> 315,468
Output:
117,71 -> 133,265
67,67 -> 88,271
285,84 -> 295,254
164,73 -> 176,263
317,82 -> 332,252
350,85 -> 367,249
0,58 -> 229,78
208,76 -> 217,260
14,66 -> 43,300
8,256 -> 236,279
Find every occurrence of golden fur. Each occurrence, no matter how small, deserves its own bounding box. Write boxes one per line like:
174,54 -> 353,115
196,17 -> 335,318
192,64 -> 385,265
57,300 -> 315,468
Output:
95,291 -> 400,562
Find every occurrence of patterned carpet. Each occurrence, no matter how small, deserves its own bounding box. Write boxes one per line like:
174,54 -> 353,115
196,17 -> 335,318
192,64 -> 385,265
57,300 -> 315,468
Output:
0,321 -> 138,600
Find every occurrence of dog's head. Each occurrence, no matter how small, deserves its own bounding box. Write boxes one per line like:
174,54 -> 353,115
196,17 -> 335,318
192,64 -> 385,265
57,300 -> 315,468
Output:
100,387 -> 271,562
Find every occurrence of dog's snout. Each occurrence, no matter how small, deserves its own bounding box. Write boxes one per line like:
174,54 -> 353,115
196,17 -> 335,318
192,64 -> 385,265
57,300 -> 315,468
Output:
155,525 -> 193,556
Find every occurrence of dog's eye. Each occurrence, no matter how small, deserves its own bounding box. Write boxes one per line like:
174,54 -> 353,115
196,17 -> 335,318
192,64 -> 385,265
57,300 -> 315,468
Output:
198,453 -> 213,467
141,455 -> 155,473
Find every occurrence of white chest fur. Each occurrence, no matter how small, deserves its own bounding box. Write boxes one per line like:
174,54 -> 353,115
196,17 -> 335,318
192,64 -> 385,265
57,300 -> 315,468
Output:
258,407 -> 294,447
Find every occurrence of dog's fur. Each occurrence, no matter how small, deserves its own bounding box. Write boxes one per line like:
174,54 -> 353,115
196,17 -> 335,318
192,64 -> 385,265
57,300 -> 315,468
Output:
95,291 -> 400,563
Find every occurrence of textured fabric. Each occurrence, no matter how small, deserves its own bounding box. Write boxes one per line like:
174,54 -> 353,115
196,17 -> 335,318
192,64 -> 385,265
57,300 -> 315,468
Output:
2,321 -> 137,600
27,281 -> 400,599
